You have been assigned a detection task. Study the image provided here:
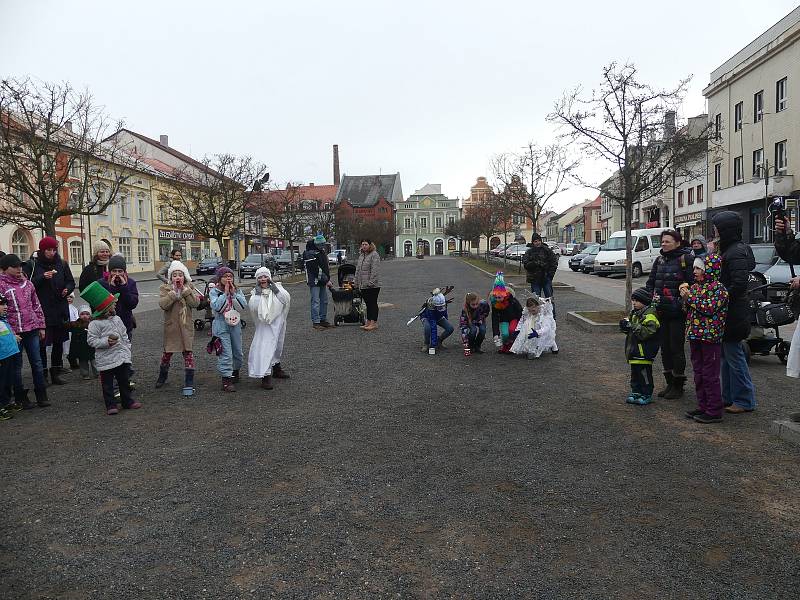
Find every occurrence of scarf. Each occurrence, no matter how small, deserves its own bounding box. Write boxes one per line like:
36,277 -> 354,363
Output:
252,284 -> 288,324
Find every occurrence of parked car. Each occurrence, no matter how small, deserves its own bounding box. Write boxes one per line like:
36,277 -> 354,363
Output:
594,227 -> 668,277
546,242 -> 562,256
565,243 -> 578,255
505,244 -> 529,261
490,243 -> 510,257
749,243 -> 781,274
238,253 -> 278,278
568,243 -> 600,271
328,249 -> 347,264
195,256 -> 224,275
581,245 -> 602,273
274,250 -> 302,271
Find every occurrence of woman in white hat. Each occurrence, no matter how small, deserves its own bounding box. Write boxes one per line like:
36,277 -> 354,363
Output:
247,267 -> 291,389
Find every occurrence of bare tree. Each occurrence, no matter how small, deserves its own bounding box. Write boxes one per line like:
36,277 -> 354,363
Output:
164,154 -> 266,261
255,183 -> 307,270
0,77 -> 141,236
309,205 -> 336,242
466,195 -> 502,261
548,62 -> 709,309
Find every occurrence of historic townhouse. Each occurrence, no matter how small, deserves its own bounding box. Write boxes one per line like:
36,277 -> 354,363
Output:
396,184 -> 460,256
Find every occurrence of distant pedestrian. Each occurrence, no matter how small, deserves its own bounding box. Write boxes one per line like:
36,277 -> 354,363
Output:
620,287 -> 661,405
460,292 -> 490,356
712,211 -> 757,414
355,238 -> 381,331
210,266 -> 247,392
84,281 -> 141,416
247,267 -> 291,389
680,254 -> 729,423
157,248 -> 184,284
302,235 -> 333,330
522,234 -> 559,318
78,240 -> 112,291
646,229 -> 693,399
156,261 -> 200,396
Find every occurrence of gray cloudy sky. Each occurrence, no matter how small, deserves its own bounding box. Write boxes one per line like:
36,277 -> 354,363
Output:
3,0 -> 799,211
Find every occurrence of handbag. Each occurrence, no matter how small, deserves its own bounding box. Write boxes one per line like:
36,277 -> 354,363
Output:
224,308 -> 241,327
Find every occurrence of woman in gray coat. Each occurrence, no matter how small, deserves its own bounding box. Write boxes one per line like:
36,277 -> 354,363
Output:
355,239 -> 381,331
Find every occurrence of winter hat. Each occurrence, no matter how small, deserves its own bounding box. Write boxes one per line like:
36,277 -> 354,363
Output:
78,305 -> 91,315
108,253 -> 127,271
92,240 -> 111,256
490,271 -> 511,310
255,266 -> 271,280
431,293 -> 446,308
693,257 -> 706,271
530,233 -> 542,242
81,281 -> 119,318
0,254 -> 22,269
314,234 -> 326,245
690,234 -> 707,249
215,266 -> 234,279
167,260 -> 192,283
38,236 -> 59,251
712,210 -> 744,243
631,287 -> 653,305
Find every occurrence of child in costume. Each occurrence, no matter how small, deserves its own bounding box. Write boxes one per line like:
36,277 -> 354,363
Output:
248,267 -> 291,389
65,292 -> 79,370
156,261 -> 201,396
210,266 -> 247,392
489,272 -> 523,353
619,287 -> 661,406
510,295 -> 558,358
421,290 -> 454,353
0,292 -> 21,421
84,281 -> 141,415
460,292 -> 490,356
680,254 -> 729,424
66,305 -> 96,380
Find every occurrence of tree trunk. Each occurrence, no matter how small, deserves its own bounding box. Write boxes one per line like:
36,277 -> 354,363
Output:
216,236 -> 228,262
624,202 -> 633,312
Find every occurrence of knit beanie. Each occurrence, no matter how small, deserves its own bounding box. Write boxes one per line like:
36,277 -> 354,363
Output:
314,234 -> 326,245
0,254 -> 22,270
255,266 -> 271,280
167,260 -> 192,283
108,254 -> 126,271
215,266 -> 234,279
92,240 -> 110,256
631,287 -> 653,305
693,257 -> 706,271
78,305 -> 91,315
530,233 -> 542,242
38,236 -> 59,251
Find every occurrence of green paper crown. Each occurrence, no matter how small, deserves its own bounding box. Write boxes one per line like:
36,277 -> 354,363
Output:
81,281 -> 119,318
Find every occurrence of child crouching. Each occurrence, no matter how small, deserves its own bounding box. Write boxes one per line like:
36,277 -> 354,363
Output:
620,288 -> 661,405
84,282 -> 141,415
460,292 -> 490,356
510,295 -> 558,358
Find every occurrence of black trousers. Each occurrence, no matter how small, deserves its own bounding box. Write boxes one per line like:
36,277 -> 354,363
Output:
361,287 -> 381,322
100,363 -> 133,409
660,317 -> 687,377
630,363 -> 654,395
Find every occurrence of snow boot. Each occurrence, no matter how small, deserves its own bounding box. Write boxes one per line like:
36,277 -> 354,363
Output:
48,368 -> 66,385
182,369 -> 195,397
657,372 -> 674,398
626,392 -> 640,404
272,364 -> 290,379
632,394 -> 653,405
261,375 -> 274,390
155,365 -> 169,389
222,377 -> 236,392
664,376 -> 686,400
34,388 -> 51,408
16,388 -> 35,410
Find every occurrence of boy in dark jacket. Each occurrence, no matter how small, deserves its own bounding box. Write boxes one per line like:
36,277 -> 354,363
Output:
620,288 -> 661,405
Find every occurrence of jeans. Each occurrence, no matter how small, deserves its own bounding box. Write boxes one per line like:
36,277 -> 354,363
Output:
0,357 -> 13,407
309,285 -> 329,324
721,341 -> 756,410
660,317 -> 687,378
690,341 -> 723,417
213,319 -> 243,377
423,317 -> 454,347
361,287 -> 381,321
463,324 -> 486,349
100,363 -> 133,409
531,278 -> 556,319
630,363 -> 654,396
14,330 -> 46,392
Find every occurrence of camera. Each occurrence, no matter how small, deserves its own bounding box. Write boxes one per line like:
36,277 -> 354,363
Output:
771,197 -> 786,222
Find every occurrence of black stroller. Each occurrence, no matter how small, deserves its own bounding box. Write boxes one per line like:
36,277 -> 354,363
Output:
192,278 -> 247,332
331,263 -> 365,326
743,271 -> 793,364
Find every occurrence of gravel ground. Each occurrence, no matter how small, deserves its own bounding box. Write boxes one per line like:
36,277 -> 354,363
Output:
2,257 -> 799,599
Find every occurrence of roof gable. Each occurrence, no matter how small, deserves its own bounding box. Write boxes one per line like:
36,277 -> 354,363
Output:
335,174 -> 402,208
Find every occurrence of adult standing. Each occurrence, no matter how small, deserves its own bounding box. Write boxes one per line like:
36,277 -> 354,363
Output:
23,237 -> 75,385
645,229 -> 694,399
302,235 -> 333,331
355,239 -> 381,332
78,240 -> 112,291
522,234 -> 559,318
690,235 -> 708,258
247,267 -> 291,389
712,211 -> 757,413
157,247 -> 184,283
774,216 -> 800,380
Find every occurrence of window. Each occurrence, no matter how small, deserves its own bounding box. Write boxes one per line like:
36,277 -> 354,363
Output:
137,236 -> 150,263
69,240 -> 83,265
754,90 -> 763,123
69,159 -> 82,179
696,185 -> 704,204
734,102 -> 743,131
714,113 -> 722,139
714,163 -> 722,190
650,235 -> 662,249
137,193 -> 147,220
11,230 -> 29,257
776,77 -> 787,112
448,216 -> 455,226
435,216 -> 442,229
634,237 -> 648,252
752,148 -> 764,177
776,140 -> 788,173
752,209 -> 764,241
404,217 -> 411,229
733,156 -> 743,185
420,217 -> 427,229
677,190 -> 684,207
688,188 -> 694,205
119,190 -> 130,218
117,232 -> 132,262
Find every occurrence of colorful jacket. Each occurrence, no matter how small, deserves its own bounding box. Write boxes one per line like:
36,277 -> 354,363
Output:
0,316 -> 20,361
459,300 -> 490,345
624,304 -> 661,365
684,254 -> 729,343
0,273 -> 46,334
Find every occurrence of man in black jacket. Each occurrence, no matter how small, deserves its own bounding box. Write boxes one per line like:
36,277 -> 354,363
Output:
302,235 -> 333,330
522,234 -> 559,318
712,211 -> 756,413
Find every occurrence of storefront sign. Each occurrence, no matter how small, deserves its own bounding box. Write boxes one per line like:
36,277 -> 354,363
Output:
158,229 -> 196,241
674,212 -> 703,225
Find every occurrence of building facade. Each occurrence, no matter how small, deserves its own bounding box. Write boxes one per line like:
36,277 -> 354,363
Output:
396,184 -> 460,256
583,196 -> 603,243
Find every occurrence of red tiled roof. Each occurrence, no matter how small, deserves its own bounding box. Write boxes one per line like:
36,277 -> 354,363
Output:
249,183 -> 339,208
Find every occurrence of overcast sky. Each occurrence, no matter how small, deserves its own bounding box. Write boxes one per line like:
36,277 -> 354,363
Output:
3,1 -> 799,211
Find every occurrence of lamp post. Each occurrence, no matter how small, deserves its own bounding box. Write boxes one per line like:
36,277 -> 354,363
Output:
751,160 -> 783,241
252,172 -> 270,268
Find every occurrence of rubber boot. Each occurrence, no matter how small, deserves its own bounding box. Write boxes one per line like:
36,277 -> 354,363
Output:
182,369 -> 195,397
68,356 -> 79,370
48,368 -> 66,385
222,377 -> 236,392
272,363 -> 290,379
261,375 -> 274,390
664,376 -> 686,400
657,372 -> 674,398
16,388 -> 35,410
231,369 -> 240,383
155,365 -> 169,388
34,388 -> 51,408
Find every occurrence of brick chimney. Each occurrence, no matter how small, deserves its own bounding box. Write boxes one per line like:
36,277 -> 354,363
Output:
333,144 -> 340,186
664,111 -> 676,139
160,134 -> 169,147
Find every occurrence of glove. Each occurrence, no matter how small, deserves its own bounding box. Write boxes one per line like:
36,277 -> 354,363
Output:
619,318 -> 631,333
528,330 -> 539,339
493,335 -> 502,347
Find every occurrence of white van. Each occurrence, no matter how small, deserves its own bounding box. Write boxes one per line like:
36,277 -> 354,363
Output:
594,228 -> 668,278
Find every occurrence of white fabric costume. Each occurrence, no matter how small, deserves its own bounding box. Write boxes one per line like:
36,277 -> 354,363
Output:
510,298 -> 557,358
247,267 -> 291,378
787,323 -> 800,378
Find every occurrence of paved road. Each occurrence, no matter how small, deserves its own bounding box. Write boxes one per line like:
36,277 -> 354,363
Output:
2,257 -> 798,598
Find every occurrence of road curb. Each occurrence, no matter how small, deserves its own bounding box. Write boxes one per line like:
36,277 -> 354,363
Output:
459,259 -> 575,291
771,419 -> 800,446
567,311 -> 620,333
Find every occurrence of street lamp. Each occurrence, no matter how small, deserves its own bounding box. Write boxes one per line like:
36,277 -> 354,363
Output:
252,172 -> 270,268
752,160 -> 783,240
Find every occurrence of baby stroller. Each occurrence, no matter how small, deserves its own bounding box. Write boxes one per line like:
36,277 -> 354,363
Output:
743,271 -> 793,364
193,278 -> 246,331
331,263 -> 365,326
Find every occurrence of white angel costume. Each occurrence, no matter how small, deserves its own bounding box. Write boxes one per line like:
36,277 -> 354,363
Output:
510,297 -> 557,358
247,268 -> 291,378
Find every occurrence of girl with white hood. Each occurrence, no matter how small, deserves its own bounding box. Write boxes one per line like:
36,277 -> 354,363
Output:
248,267 -> 291,389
